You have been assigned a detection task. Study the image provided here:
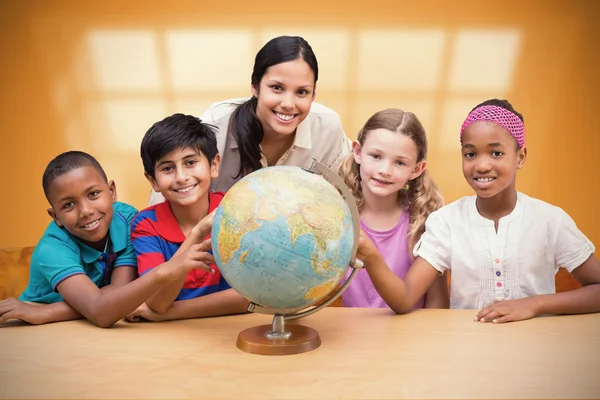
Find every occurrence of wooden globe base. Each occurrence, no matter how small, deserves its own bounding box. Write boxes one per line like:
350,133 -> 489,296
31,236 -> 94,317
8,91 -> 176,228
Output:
236,324 -> 321,355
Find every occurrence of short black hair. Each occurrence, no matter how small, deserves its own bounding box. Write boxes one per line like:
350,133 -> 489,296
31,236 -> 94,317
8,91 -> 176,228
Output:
471,99 -> 524,123
141,114 -> 219,179
42,151 -> 108,201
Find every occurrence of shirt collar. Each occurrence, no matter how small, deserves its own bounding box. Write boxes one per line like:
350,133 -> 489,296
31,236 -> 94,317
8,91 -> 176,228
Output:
155,201 -> 186,243
77,241 -> 103,264
468,192 -> 524,227
293,116 -> 312,149
230,133 -> 239,149
228,114 -> 313,150
153,193 -> 224,243
77,205 -> 128,263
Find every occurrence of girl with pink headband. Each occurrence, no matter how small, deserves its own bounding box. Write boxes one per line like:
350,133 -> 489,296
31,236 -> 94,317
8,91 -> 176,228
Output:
356,99 -> 600,323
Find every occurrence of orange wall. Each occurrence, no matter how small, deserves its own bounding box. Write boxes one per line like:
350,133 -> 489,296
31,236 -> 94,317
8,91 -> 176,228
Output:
1,0 -> 599,249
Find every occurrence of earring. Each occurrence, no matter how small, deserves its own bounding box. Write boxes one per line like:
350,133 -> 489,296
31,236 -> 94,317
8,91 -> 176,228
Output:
403,183 -> 410,191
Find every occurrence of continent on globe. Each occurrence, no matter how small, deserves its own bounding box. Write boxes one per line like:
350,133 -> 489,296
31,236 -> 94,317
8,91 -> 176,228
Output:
212,166 -> 355,310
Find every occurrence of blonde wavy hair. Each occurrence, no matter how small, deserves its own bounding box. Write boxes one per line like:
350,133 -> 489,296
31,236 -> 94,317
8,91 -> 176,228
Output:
338,108 -> 444,250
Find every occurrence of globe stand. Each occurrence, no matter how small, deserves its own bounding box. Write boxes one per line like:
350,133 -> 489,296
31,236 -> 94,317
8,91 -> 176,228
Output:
236,315 -> 321,355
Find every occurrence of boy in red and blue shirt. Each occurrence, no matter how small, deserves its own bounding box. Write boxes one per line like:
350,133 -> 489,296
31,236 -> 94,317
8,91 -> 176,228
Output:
132,192 -> 227,300
128,114 -> 248,322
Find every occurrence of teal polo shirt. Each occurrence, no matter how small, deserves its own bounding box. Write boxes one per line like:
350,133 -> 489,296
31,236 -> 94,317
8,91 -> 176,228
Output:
19,201 -> 138,304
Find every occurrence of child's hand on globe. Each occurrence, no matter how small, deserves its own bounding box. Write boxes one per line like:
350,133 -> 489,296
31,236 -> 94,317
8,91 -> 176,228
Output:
191,209 -> 217,241
356,229 -> 381,265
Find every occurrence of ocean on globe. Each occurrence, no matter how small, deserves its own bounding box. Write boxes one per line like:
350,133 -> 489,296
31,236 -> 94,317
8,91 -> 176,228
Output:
211,166 -> 354,311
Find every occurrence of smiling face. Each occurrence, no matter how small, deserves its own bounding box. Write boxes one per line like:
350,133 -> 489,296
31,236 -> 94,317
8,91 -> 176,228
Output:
47,166 -> 116,250
251,58 -> 316,141
353,128 -> 425,200
461,121 -> 527,199
147,146 -> 220,208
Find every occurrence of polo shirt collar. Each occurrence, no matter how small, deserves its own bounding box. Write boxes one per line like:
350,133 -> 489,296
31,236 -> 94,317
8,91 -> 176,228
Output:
77,241 -> 103,264
153,193 -> 223,243
78,206 -> 128,263
155,201 -> 186,243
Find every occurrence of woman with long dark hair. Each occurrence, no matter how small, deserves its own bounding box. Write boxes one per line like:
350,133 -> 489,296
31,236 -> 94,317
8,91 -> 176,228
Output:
149,35 -> 350,204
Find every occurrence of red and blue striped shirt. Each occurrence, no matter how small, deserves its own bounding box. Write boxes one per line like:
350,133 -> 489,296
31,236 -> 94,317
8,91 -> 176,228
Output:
130,192 -> 229,300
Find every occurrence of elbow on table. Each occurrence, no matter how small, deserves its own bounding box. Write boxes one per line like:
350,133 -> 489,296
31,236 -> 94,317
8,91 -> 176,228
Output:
86,300 -> 126,328
146,300 -> 171,315
74,301 -> 120,328
389,302 -> 413,315
89,313 -> 119,329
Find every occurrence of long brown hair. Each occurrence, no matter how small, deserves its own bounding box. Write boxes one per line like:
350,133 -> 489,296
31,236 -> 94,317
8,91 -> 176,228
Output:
338,108 -> 444,250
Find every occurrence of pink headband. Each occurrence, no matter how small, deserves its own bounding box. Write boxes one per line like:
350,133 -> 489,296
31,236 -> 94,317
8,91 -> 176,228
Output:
460,105 -> 525,148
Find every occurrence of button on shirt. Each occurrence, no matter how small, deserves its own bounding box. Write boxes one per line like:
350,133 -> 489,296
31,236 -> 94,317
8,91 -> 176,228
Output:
414,193 -> 595,310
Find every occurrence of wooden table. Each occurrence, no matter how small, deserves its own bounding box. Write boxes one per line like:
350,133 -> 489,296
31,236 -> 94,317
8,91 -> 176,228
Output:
0,308 -> 598,399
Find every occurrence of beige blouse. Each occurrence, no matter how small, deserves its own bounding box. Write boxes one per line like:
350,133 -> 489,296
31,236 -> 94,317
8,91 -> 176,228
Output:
148,98 -> 351,205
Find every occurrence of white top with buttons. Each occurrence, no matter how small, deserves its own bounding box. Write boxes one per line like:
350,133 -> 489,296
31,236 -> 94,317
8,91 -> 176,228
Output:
414,192 -> 595,310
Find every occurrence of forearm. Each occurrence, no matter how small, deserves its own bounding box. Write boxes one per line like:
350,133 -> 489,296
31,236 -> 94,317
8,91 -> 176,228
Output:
46,273 -> 135,326
144,232 -> 204,313
154,289 -> 249,321
364,253 -> 416,314
40,301 -> 83,323
145,268 -> 187,314
534,284 -> 600,315
100,268 -> 136,293
86,267 -> 176,327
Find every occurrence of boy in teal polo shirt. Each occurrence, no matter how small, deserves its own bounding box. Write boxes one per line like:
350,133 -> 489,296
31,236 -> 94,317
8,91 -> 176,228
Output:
19,200 -> 137,304
0,151 -> 215,327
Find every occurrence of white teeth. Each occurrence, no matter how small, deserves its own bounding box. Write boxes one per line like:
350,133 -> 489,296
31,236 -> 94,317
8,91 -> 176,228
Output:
275,112 -> 294,121
82,219 -> 100,229
175,185 -> 195,193
476,177 -> 495,183
374,179 -> 392,184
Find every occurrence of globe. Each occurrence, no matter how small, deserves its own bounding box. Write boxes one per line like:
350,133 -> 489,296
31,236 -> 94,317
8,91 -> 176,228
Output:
211,165 -> 355,312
